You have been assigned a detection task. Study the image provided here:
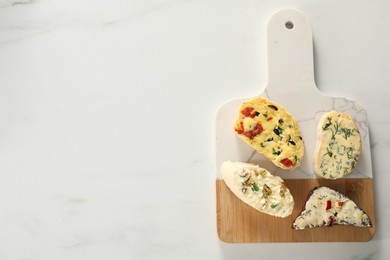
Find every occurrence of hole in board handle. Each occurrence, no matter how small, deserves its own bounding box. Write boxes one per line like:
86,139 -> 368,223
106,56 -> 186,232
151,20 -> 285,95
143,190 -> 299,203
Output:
285,21 -> 294,30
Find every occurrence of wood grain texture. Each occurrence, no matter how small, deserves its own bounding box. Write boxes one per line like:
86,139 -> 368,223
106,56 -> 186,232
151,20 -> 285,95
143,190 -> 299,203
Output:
216,178 -> 376,243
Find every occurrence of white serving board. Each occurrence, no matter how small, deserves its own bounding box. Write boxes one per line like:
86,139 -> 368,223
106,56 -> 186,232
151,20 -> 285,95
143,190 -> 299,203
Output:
216,8 -> 372,180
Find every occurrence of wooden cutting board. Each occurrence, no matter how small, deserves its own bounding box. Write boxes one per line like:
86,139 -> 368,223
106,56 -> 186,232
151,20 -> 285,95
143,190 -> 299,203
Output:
215,8 -> 375,242
216,179 -> 375,242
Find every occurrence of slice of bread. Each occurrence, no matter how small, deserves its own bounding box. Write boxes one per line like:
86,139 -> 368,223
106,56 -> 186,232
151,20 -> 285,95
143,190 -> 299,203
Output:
313,111 -> 361,179
293,186 -> 371,229
233,98 -> 304,170
221,161 -> 294,218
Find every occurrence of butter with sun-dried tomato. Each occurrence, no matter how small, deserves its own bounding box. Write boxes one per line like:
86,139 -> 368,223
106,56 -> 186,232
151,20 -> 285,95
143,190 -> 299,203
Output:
234,98 -> 304,170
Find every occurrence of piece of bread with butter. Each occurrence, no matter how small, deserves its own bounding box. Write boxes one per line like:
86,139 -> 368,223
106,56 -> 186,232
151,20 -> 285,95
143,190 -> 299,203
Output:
293,186 -> 371,229
313,111 -> 361,179
234,97 -> 304,170
221,161 -> 294,218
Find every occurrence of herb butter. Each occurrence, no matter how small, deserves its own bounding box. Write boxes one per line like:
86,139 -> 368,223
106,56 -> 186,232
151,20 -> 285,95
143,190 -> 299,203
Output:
313,111 -> 361,179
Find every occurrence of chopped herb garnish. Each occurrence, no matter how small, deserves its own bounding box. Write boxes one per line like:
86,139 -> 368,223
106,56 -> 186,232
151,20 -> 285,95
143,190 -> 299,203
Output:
346,147 -> 354,159
341,127 -> 354,140
330,121 -> 340,140
260,142 -> 266,148
272,148 -> 281,155
263,113 -> 268,118
278,119 -> 284,124
273,126 -> 284,136
293,155 -> 299,164
251,183 -> 260,192
323,117 -> 332,130
325,147 -> 333,157
271,203 -> 278,209
320,160 -> 325,169
266,137 -> 274,142
254,111 -> 260,116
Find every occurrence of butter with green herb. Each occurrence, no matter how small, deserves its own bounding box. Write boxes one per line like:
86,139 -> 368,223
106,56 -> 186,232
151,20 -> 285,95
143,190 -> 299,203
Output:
313,111 -> 362,179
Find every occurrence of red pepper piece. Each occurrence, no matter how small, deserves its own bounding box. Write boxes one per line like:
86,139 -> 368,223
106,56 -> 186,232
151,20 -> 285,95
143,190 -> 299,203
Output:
326,200 -> 331,210
338,202 -> 343,207
242,123 -> 264,139
280,158 -> 294,168
241,107 -> 254,117
235,121 -> 264,140
267,117 -> 273,121
235,122 -> 244,134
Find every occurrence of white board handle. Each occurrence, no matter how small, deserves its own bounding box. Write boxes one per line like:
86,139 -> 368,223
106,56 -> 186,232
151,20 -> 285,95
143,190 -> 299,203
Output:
266,8 -> 317,95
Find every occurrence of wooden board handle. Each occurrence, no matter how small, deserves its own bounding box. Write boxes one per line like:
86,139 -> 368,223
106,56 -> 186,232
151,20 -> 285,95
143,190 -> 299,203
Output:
267,8 -> 318,96
215,8 -> 373,180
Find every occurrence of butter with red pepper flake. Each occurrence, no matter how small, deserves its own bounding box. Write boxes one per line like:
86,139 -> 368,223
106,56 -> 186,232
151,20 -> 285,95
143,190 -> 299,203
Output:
234,97 -> 304,170
293,187 -> 371,229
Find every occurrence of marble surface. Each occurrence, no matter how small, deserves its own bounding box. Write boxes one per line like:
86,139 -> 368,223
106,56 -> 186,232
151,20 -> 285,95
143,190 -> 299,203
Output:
216,9 -> 372,180
0,0 -> 389,259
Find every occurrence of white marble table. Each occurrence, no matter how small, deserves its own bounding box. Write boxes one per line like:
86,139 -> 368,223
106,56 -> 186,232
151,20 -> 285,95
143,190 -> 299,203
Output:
0,0 -> 389,259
